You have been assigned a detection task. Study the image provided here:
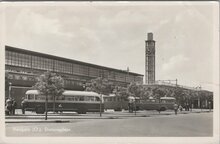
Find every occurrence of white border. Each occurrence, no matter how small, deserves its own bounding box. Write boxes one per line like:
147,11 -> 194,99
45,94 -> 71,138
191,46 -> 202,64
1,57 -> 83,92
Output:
0,1 -> 219,144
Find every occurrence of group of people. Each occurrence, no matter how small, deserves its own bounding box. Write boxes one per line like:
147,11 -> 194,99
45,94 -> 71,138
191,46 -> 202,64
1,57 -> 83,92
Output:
5,98 -> 17,115
173,103 -> 192,115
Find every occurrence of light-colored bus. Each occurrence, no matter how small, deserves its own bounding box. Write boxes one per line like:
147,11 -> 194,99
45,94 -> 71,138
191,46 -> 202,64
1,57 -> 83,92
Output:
23,90 -> 104,114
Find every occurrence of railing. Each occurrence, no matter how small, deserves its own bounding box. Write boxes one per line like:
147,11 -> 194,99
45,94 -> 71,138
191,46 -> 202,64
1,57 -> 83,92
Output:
149,80 -> 203,91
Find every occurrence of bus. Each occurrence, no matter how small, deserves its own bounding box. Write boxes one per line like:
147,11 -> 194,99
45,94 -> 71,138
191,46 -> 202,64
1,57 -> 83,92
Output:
23,90 -> 104,114
103,94 -> 129,111
103,95 -> 176,112
137,96 -> 176,111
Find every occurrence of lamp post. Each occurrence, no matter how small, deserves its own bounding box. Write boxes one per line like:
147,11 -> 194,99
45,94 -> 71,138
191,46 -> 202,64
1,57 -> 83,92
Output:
9,82 -> 12,99
100,93 -> 102,117
134,97 -> 136,116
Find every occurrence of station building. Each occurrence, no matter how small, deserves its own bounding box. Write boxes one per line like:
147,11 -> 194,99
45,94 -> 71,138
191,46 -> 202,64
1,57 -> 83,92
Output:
5,45 -> 143,107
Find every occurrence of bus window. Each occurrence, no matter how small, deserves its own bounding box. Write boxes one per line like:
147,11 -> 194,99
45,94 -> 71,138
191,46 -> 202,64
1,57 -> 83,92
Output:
79,96 -> 84,101
25,94 -> 28,99
95,97 -> 100,101
150,99 -> 156,103
27,94 -> 35,100
84,96 -> 91,101
65,96 -> 71,101
161,100 -> 166,103
74,96 -> 80,101
57,95 -> 64,100
35,95 -> 46,100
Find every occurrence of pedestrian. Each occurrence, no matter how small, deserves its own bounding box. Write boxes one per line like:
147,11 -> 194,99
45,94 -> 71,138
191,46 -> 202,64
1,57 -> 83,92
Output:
58,104 -> 63,114
6,98 -> 12,115
187,103 -> 190,111
173,103 -> 178,115
21,98 -> 25,114
12,98 -> 17,115
179,105 -> 183,112
208,101 -> 211,112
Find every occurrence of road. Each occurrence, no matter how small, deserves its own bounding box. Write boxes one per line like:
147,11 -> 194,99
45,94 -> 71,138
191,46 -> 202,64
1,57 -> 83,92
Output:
5,112 -> 213,137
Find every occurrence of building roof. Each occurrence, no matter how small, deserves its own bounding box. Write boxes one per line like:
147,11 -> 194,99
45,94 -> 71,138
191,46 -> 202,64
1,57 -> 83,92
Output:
5,45 -> 143,76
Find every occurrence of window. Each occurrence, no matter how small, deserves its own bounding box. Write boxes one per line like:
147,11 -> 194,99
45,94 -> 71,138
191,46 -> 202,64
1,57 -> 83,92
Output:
84,96 -> 95,101
32,56 -> 41,69
27,94 -> 35,100
63,62 -> 72,74
74,96 -> 80,101
126,75 -> 135,83
89,67 -> 99,77
103,70 -> 109,79
35,95 -> 46,100
54,60 -> 72,73
57,95 -> 65,100
108,71 -> 115,80
115,72 -> 126,82
10,52 -> 19,66
43,58 -> 53,71
79,96 -> 84,101
95,97 -> 100,101
65,96 -> 74,101
5,51 -> 10,65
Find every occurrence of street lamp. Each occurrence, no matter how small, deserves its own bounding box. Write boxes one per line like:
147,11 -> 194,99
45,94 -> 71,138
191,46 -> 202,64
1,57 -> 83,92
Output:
100,93 -> 102,117
9,82 -> 12,99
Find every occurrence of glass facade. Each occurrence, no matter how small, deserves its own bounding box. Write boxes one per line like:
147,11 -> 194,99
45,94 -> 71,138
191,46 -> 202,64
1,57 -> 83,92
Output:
5,47 -> 143,85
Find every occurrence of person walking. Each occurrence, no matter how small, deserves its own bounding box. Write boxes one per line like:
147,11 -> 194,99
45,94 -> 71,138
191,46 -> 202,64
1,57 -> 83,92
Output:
58,104 -> 63,114
21,98 -> 25,114
179,105 -> 183,112
208,101 -> 211,112
6,98 -> 12,115
12,99 -> 17,115
174,103 -> 178,115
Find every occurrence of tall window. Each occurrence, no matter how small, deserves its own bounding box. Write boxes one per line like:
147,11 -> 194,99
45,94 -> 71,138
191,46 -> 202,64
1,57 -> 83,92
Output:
108,71 -> 115,80
115,72 -> 126,82
89,67 -> 99,77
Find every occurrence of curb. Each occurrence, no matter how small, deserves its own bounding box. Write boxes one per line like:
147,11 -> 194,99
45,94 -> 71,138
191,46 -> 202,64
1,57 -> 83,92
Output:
5,111 -> 212,123
5,120 -> 70,123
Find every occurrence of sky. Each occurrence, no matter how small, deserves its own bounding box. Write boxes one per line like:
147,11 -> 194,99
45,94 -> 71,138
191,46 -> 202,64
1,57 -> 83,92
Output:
2,2 -> 218,91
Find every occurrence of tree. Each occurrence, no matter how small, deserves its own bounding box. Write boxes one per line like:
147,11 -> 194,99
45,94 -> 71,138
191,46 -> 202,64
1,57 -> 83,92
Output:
127,82 -> 142,98
85,77 -> 111,95
127,82 -> 143,114
152,87 -> 166,101
112,86 -> 129,110
85,77 -> 111,116
34,71 -> 64,120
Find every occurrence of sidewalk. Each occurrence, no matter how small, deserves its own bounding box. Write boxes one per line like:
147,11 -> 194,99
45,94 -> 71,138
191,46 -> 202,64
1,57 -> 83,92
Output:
5,109 -> 212,123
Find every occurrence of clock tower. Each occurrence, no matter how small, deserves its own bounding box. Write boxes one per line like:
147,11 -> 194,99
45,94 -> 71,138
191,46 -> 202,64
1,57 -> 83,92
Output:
145,33 -> 155,84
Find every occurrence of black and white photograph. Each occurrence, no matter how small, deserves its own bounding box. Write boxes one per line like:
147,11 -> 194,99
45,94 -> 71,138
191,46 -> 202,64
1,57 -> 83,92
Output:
1,1 -> 219,144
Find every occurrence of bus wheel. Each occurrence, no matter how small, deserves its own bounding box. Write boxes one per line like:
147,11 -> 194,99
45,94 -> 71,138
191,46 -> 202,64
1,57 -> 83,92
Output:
160,107 -> 166,111
36,106 -> 44,114
114,108 -> 122,111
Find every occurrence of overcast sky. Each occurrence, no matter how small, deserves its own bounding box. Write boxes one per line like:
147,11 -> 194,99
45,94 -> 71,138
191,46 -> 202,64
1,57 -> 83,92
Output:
3,2 -> 218,91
